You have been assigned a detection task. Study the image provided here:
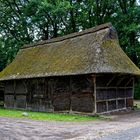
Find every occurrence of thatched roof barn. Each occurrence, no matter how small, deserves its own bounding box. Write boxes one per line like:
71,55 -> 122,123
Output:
0,23 -> 140,114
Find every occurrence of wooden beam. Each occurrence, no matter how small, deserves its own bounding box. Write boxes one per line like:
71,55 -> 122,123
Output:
116,77 -> 126,86
97,87 -> 132,89
106,75 -> 116,86
132,77 -> 135,100
49,78 -> 54,112
124,98 -> 126,108
125,77 -> 133,87
23,80 -> 28,94
14,80 -> 16,108
106,101 -> 108,111
116,99 -> 118,109
92,75 -> 97,114
69,77 -> 72,113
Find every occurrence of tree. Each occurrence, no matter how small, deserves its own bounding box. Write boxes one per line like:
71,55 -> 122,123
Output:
111,0 -> 140,67
0,0 -> 140,71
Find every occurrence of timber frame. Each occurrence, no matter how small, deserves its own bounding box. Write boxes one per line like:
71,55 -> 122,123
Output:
3,73 -> 134,114
95,74 -> 134,113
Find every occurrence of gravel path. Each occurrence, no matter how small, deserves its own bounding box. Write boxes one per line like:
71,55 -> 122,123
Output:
0,110 -> 140,140
97,126 -> 140,140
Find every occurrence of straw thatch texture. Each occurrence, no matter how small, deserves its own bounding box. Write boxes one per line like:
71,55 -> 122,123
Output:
0,23 -> 140,81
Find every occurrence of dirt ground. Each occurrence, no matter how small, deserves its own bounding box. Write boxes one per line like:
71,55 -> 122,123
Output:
0,110 -> 140,140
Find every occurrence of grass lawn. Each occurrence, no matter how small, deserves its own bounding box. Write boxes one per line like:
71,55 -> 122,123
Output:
0,108 -> 100,122
134,100 -> 140,108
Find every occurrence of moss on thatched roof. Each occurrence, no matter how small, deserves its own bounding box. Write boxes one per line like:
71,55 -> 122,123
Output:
0,23 -> 140,80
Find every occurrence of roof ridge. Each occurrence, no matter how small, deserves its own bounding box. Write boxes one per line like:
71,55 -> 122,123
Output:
21,22 -> 112,49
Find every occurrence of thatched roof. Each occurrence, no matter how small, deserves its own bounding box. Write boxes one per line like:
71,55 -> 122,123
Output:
0,23 -> 140,81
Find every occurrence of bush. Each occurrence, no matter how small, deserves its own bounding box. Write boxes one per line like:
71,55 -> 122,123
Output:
0,101 -> 4,106
134,78 -> 140,99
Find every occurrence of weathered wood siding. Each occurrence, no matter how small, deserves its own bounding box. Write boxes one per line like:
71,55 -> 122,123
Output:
71,76 -> 94,113
5,80 -> 27,109
4,75 -> 94,113
51,75 -> 94,112
26,79 -> 52,112
52,77 -> 70,111
15,81 -> 27,109
5,81 -> 15,108
3,74 -> 134,114
96,74 -> 134,113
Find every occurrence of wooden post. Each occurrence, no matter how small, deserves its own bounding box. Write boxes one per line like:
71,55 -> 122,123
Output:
116,99 -> 118,110
14,80 -> 16,108
132,77 -> 135,106
23,80 -> 27,109
50,78 -> 54,112
92,75 -> 97,114
106,75 -> 116,86
69,77 -> 72,113
124,98 -> 126,108
106,101 -> 108,112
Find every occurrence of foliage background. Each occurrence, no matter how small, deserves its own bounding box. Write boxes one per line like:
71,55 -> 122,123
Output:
0,0 -> 140,98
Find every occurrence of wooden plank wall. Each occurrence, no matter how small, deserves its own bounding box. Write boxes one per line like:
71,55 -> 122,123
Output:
4,74 -> 133,114
26,78 -> 51,112
70,76 -> 94,113
96,74 -> 134,113
4,75 -> 94,113
5,80 -> 27,109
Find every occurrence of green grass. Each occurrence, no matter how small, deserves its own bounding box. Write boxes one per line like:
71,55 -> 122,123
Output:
134,100 -> 140,109
0,108 -> 100,122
